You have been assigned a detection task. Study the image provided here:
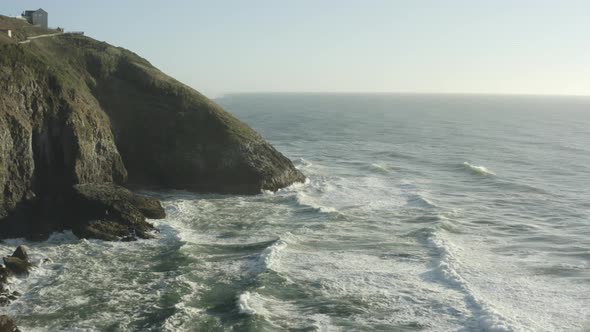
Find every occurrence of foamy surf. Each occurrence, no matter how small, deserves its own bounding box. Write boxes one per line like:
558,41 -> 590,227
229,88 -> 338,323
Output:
249,238 -> 289,274
295,192 -> 338,213
237,291 -> 263,315
368,163 -> 390,174
294,157 -> 313,169
427,231 -> 517,332
237,291 -> 337,330
463,162 -> 496,176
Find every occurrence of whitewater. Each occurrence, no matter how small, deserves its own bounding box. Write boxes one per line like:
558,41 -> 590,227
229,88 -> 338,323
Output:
1,93 -> 589,331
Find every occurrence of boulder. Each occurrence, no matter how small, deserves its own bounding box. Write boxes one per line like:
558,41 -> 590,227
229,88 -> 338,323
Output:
67,183 -> 165,241
2,257 -> 31,276
11,246 -> 28,262
0,315 -> 19,332
0,246 -> 31,308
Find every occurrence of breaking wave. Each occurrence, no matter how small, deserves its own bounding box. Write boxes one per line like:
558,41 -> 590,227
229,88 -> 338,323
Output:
249,237 -> 289,274
463,162 -> 496,176
294,192 -> 337,213
367,163 -> 391,174
427,231 -> 516,331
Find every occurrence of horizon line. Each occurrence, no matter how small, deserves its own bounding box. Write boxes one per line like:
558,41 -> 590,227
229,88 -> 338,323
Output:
214,91 -> 590,99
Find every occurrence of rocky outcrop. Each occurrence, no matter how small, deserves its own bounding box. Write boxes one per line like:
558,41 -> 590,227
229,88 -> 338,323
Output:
0,245 -> 32,332
92,57 -> 305,193
10,246 -> 28,262
1,246 -> 32,305
1,246 -> 32,276
68,184 -> 164,241
0,16 -> 304,240
1,258 -> 30,277
0,44 -> 128,239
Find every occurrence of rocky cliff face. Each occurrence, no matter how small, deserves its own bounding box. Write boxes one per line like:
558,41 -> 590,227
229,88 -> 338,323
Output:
0,22 -> 304,239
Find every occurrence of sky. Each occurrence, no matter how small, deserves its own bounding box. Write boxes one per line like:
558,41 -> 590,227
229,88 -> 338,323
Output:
2,1 -> 590,97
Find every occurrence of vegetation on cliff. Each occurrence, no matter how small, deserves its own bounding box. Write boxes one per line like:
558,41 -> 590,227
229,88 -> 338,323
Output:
0,16 -> 304,240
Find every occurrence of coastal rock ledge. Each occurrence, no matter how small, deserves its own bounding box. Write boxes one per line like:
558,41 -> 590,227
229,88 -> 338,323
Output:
0,16 -> 304,240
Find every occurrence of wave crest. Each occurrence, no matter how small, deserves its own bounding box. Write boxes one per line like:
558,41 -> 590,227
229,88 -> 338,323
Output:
368,163 -> 390,174
463,162 -> 495,176
428,232 -> 515,331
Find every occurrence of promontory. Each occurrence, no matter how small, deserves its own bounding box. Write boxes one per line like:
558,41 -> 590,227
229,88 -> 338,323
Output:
0,16 -> 305,241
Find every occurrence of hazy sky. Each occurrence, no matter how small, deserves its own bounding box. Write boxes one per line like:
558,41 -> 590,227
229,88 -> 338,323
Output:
3,1 -> 590,97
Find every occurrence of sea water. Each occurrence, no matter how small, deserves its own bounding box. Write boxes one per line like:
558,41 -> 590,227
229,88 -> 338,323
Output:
1,93 -> 589,331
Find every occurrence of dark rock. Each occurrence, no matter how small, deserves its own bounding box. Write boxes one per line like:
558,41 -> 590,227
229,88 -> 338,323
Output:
0,267 -> 11,285
0,315 -> 20,332
25,232 -> 51,242
11,246 -> 29,262
0,246 -> 30,309
131,195 -> 166,219
120,236 -> 137,242
93,52 -> 305,194
68,183 -> 160,241
2,257 -> 31,276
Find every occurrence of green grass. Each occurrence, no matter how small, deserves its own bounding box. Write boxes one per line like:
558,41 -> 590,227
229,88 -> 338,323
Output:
1,25 -> 301,193
0,15 -> 57,44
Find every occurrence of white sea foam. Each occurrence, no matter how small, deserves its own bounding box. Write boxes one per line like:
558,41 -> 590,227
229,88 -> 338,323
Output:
406,193 -> 438,209
237,291 -> 339,330
427,231 -> 517,331
295,192 -> 338,213
162,277 -> 206,331
294,157 -> 313,168
237,291 -> 265,315
368,163 -> 390,174
284,170 -> 407,216
463,162 -> 496,176
250,238 -> 289,273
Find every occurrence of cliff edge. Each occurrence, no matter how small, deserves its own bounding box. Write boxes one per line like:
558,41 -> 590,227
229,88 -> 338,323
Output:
0,16 -> 304,239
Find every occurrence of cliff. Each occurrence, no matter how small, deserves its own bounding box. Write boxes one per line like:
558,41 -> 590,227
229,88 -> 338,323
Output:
0,16 -> 304,239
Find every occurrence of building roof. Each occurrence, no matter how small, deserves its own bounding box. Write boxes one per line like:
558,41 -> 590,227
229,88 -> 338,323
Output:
23,8 -> 46,16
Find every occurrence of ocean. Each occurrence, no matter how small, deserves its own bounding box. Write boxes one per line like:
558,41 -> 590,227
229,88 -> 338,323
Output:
1,93 -> 589,331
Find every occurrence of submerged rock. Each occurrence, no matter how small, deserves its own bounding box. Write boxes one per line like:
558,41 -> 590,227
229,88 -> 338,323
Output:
68,183 -> 165,241
0,315 -> 19,332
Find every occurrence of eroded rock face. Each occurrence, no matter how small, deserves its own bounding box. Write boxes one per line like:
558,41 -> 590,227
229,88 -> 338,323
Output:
0,28 -> 304,240
92,48 -> 305,194
0,49 -> 127,239
68,183 -> 165,241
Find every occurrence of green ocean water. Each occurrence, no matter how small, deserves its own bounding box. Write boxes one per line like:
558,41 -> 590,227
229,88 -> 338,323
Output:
1,94 -> 589,331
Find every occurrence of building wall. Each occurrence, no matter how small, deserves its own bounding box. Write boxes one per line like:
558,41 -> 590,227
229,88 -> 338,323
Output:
32,11 -> 48,29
